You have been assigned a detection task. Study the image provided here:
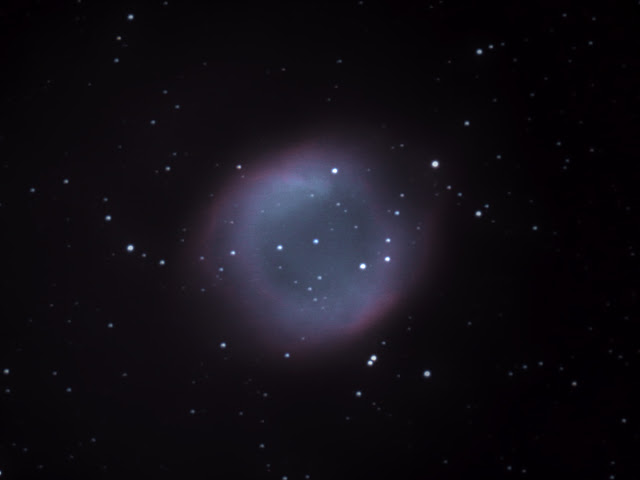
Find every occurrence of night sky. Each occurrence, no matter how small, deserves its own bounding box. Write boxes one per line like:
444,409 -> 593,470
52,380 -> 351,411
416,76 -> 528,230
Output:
1,1 -> 639,479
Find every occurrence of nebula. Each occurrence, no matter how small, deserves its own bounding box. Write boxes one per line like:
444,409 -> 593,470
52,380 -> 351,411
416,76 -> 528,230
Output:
199,141 -> 429,352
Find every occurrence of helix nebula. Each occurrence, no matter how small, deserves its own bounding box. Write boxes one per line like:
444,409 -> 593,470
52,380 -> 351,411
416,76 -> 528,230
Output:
197,138 -> 431,353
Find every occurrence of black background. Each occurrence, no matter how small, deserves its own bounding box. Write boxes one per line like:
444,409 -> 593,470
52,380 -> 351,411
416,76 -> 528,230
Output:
1,1 -> 638,479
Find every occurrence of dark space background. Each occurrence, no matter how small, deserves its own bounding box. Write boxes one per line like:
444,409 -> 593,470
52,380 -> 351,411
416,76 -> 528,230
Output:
1,1 -> 639,478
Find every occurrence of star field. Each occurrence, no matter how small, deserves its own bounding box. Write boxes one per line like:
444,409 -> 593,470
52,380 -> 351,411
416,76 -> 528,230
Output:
1,1 -> 638,479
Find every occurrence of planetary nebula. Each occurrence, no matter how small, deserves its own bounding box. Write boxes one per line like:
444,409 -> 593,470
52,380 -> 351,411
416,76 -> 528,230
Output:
201,143 -> 427,351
